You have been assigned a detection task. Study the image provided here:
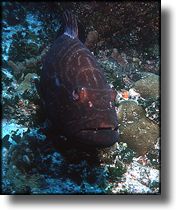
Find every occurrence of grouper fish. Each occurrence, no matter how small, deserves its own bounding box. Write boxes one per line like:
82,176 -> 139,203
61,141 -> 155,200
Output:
39,10 -> 118,148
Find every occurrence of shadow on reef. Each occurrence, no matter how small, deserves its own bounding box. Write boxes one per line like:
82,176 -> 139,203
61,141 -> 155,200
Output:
2,125 -> 114,194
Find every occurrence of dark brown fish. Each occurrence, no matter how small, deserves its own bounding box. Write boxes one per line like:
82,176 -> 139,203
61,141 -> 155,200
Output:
39,10 -> 118,148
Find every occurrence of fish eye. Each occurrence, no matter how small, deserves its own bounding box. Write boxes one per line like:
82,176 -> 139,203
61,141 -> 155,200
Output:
72,87 -> 87,102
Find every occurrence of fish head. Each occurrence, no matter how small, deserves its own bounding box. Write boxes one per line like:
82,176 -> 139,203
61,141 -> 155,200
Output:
62,85 -> 119,148
41,66 -> 119,148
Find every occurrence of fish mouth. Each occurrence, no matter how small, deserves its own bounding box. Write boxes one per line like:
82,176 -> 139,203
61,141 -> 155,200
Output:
73,126 -> 118,148
79,126 -> 118,132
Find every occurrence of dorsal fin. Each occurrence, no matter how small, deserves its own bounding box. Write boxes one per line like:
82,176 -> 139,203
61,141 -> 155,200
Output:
63,10 -> 78,39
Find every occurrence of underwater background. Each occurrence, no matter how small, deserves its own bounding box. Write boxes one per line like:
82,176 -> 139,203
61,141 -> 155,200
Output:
1,1 -> 160,194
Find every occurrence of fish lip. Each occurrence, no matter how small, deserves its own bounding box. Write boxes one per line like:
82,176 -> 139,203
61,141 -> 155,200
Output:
73,128 -> 119,148
79,126 -> 118,132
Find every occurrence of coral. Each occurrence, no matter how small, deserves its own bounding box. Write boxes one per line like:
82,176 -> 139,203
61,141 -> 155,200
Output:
117,100 -> 159,155
118,100 -> 146,124
133,73 -> 159,100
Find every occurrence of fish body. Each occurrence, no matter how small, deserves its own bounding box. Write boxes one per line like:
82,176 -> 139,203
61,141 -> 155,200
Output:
40,10 -> 118,147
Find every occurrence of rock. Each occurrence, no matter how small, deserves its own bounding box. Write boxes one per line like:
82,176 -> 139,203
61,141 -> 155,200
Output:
111,48 -> 128,67
97,143 -> 118,164
7,60 -> 23,78
111,159 -> 160,193
2,135 -> 11,149
143,63 -> 159,73
17,73 -> 37,93
119,117 -> 159,156
117,100 -> 159,155
85,30 -> 99,49
133,73 -> 159,100
118,100 -> 146,125
16,73 -> 39,100
2,68 -> 14,82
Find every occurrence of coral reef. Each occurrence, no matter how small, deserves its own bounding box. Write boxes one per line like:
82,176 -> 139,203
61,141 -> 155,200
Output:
2,2 -> 160,194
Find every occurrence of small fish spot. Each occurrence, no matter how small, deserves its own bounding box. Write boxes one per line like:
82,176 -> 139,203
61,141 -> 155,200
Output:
88,101 -> 93,108
109,101 -> 113,108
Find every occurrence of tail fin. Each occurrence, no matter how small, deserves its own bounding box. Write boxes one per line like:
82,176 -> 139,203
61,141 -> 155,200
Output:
63,10 -> 78,39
